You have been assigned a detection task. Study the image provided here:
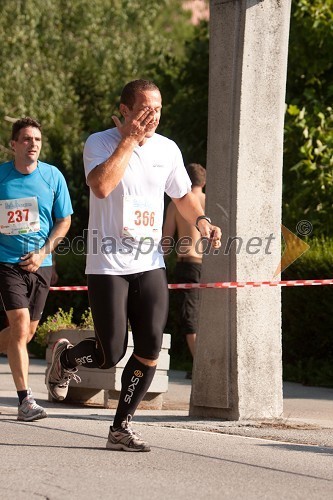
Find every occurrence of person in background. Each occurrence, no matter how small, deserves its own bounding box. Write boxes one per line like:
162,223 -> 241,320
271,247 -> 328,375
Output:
163,163 -> 206,375
0,117 -> 72,421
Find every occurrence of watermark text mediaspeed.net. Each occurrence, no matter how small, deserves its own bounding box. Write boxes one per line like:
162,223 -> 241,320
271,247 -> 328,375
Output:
21,220 -> 312,276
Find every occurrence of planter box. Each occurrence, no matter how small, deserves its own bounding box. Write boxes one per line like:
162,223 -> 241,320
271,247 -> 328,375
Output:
45,329 -> 171,410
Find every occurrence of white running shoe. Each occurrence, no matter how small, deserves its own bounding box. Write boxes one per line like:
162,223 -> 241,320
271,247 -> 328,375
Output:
46,338 -> 81,401
17,388 -> 47,421
106,415 -> 151,452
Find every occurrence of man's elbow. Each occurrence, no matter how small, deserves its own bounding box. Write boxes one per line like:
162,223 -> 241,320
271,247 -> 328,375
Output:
88,179 -> 112,199
90,186 -> 111,199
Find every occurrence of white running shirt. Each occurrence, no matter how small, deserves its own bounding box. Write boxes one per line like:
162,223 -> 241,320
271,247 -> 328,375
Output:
84,128 -> 191,275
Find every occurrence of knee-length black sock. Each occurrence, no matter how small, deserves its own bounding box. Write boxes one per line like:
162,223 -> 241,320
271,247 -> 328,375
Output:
113,355 -> 157,429
60,338 -> 100,369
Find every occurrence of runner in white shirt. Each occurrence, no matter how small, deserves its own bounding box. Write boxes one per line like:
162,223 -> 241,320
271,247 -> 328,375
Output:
46,79 -> 221,452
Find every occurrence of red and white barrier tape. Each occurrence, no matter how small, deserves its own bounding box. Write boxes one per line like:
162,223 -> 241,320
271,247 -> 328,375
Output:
50,279 -> 333,291
50,286 -> 88,291
168,279 -> 333,289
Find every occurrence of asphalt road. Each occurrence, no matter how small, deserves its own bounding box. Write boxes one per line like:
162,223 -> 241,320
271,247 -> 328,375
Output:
1,357 -> 333,499
0,415 -> 332,500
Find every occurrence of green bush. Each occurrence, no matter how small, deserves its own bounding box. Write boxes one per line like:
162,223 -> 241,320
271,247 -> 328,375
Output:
30,307 -> 76,358
80,308 -> 94,330
35,306 -> 94,346
35,308 -> 77,347
282,236 -> 333,387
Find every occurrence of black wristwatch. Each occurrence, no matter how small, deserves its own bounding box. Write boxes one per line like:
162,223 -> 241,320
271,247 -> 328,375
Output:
195,215 -> 212,231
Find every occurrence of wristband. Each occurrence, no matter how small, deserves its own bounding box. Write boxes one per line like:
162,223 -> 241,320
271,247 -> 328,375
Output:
195,215 -> 212,231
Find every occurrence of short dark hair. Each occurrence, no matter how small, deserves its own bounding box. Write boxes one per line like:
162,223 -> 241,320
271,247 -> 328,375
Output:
120,79 -> 160,109
11,117 -> 41,141
186,163 -> 206,187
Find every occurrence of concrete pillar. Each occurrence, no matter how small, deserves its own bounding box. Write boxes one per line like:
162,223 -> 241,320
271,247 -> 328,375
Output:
190,0 -> 292,419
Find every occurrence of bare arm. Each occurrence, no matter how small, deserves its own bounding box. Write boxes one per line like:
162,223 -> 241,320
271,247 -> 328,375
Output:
19,216 -> 72,272
87,109 -> 156,199
162,201 -> 177,255
162,201 -> 177,238
172,191 -> 203,226
173,192 -> 221,249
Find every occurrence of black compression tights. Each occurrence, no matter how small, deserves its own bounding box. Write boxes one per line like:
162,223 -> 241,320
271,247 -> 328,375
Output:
64,268 -> 169,370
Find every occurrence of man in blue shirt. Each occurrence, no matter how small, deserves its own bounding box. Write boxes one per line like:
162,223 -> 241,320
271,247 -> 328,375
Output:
0,117 -> 73,421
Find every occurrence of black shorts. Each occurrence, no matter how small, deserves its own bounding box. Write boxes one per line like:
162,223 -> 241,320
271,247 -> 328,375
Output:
175,262 -> 202,335
0,263 -> 52,321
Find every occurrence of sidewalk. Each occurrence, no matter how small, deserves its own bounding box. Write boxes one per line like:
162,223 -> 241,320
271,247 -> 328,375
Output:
1,357 -> 333,447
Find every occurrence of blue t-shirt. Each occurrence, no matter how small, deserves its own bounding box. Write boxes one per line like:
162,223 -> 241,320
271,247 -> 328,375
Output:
0,160 -> 73,266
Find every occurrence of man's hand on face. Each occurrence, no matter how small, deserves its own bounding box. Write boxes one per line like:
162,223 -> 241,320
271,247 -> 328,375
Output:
112,107 -> 156,144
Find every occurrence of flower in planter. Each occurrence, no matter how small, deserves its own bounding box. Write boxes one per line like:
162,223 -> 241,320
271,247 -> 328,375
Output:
35,308 -> 77,346
79,308 -> 94,330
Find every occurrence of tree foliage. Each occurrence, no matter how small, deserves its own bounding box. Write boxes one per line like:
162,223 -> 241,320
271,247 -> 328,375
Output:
284,104 -> 333,233
0,0 -> 193,234
0,0 -> 332,236
156,21 -> 209,166
283,0 -> 333,234
159,1 -> 333,235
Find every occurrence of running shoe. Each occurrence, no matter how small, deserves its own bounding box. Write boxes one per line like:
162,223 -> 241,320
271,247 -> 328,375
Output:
106,415 -> 151,452
17,388 -> 47,421
46,338 -> 81,401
